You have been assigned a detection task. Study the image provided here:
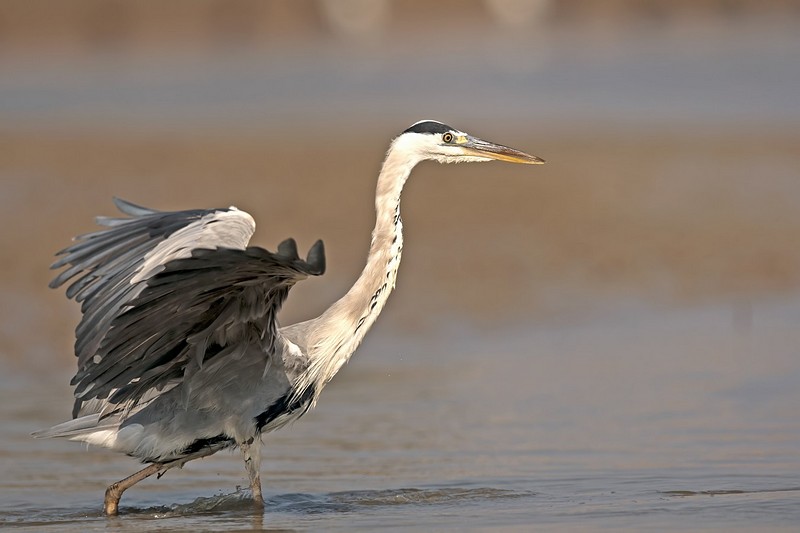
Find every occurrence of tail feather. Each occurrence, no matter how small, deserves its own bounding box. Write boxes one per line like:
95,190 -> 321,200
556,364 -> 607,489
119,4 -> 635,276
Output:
32,414 -> 112,439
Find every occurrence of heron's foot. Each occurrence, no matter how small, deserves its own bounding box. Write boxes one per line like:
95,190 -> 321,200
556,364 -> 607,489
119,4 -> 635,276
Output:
102,462 -> 166,516
240,439 -> 264,510
252,489 -> 265,509
104,483 -> 122,515
250,473 -> 263,503
249,468 -> 264,509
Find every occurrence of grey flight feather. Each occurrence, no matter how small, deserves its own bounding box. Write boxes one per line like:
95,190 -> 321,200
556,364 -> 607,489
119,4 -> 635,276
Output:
49,198 -> 324,417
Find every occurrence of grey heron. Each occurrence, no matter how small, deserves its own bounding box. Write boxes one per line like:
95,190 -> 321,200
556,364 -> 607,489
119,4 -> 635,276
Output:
34,120 -> 544,515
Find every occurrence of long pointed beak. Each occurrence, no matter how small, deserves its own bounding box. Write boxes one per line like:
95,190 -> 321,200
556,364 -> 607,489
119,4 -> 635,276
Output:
461,136 -> 545,164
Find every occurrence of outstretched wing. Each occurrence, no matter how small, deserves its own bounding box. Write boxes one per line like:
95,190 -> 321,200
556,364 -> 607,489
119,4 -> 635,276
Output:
51,198 -> 325,416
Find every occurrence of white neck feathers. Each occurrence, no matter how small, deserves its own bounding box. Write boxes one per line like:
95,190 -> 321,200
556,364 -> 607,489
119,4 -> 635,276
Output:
295,139 -> 421,397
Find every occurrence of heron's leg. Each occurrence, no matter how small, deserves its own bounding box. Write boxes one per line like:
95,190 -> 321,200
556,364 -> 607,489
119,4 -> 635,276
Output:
104,462 -> 165,516
240,439 -> 264,506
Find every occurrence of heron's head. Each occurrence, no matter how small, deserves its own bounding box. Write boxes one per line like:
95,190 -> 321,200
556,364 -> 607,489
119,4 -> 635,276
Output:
394,120 -> 545,165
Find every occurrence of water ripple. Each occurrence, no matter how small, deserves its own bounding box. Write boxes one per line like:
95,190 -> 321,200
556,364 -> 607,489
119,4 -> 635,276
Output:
158,486 -> 535,516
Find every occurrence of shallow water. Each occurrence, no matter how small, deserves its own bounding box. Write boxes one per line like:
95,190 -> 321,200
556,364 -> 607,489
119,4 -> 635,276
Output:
2,14 -> 800,531
3,299 -> 800,531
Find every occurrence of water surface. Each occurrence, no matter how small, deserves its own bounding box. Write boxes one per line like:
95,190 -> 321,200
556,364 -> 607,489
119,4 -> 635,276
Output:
3,300 -> 800,531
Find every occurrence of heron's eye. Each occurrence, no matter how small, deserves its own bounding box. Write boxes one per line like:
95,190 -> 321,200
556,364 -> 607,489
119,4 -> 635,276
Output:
442,132 -> 454,144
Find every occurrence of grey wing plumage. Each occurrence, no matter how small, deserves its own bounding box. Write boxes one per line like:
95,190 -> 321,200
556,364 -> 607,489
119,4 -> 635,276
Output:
51,198 -> 325,417
52,198 -> 255,370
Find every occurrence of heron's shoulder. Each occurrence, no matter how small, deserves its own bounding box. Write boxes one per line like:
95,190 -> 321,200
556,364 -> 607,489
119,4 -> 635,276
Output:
169,205 -> 256,244
216,206 -> 256,231
277,324 -> 313,374
128,206 -> 256,283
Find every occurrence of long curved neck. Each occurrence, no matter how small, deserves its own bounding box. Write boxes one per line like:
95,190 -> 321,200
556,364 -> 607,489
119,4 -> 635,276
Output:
342,154 -> 407,338
297,141 -> 420,393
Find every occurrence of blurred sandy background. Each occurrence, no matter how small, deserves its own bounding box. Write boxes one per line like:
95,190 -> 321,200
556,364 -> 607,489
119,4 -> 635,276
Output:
1,0 -> 799,374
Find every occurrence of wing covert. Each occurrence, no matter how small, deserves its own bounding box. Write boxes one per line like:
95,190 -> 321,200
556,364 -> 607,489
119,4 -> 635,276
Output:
52,198 -> 257,372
